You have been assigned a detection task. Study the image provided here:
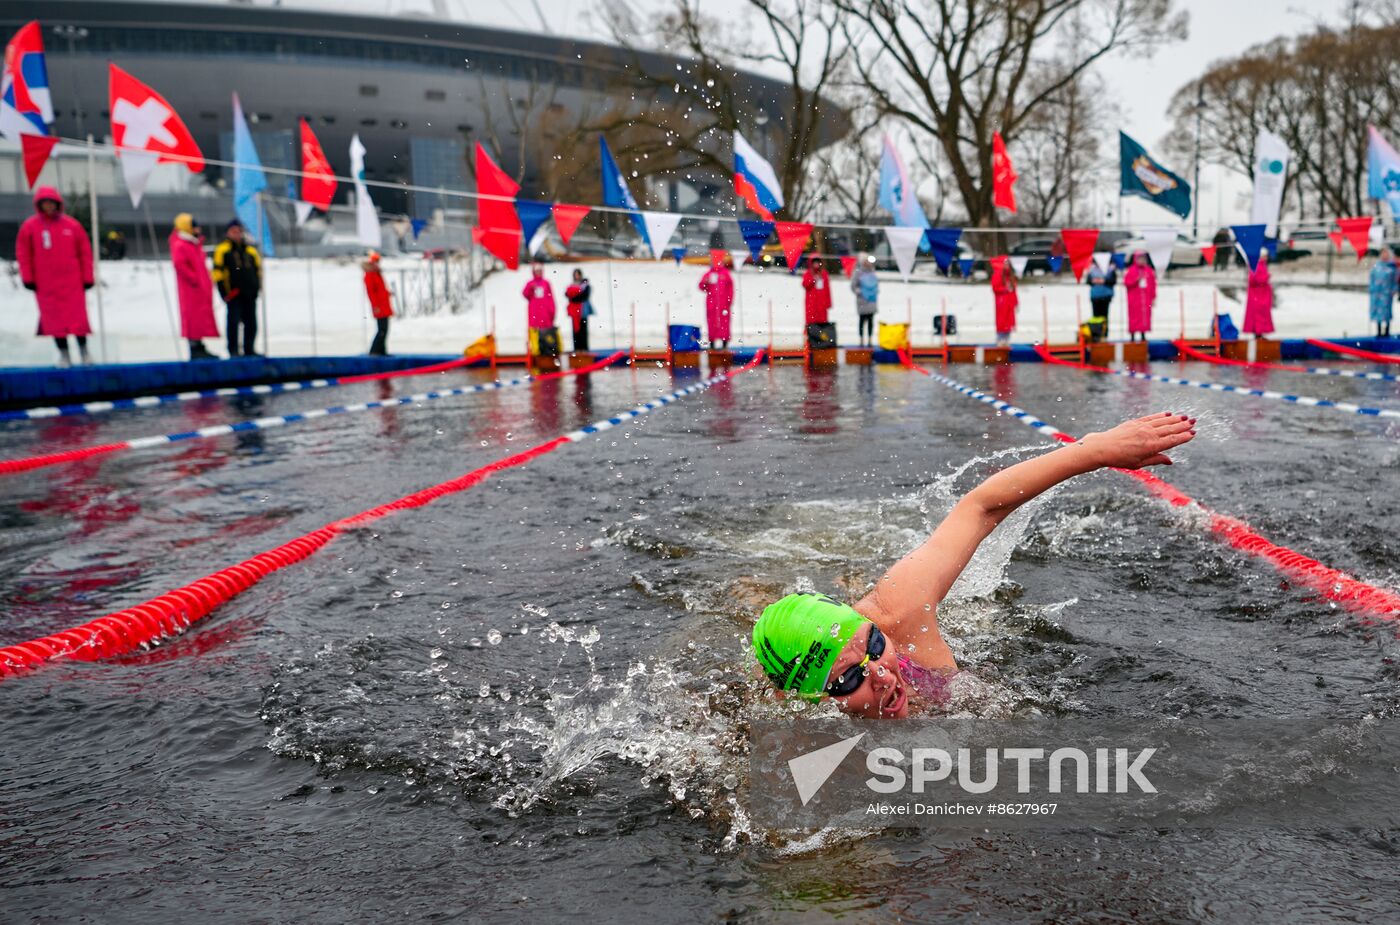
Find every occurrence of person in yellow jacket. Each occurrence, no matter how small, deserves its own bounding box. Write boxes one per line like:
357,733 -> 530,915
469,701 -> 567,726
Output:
211,219 -> 264,357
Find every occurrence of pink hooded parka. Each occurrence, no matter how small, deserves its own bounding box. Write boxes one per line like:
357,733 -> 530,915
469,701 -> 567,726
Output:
170,227 -> 220,339
1123,253 -> 1157,335
522,273 -> 556,330
1243,257 -> 1274,336
16,186 -> 93,337
699,262 -> 734,342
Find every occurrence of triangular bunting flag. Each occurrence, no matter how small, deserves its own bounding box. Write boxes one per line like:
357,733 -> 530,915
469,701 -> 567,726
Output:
957,257 -> 974,277
885,226 -> 925,281
641,210 -> 683,260
839,255 -> 857,277
738,220 -> 774,265
775,221 -> 813,271
1009,255 -> 1030,277
671,246 -> 686,265
1059,228 -> 1099,281
1199,244 -> 1216,266
1047,255 -> 1064,273
410,218 -> 429,241
923,227 -> 962,275
20,135 -> 58,188
515,199 -> 554,251
729,248 -> 748,270
1110,252 -> 1127,270
1336,216 -> 1373,262
1140,227 -> 1177,275
551,203 -> 590,247
1230,224 -> 1268,271
293,200 -> 314,226
1327,231 -> 1344,253
1091,251 -> 1111,273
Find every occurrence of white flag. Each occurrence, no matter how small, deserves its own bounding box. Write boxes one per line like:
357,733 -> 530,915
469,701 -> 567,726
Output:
641,210 -> 683,260
1009,255 -> 1030,277
350,134 -> 381,249
884,226 -> 925,280
1249,129 -> 1290,236
119,149 -> 160,208
1091,251 -> 1111,273
293,200 -> 314,226
1140,227 -> 1177,277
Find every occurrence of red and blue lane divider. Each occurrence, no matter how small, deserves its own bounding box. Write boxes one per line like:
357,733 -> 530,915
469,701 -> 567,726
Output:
0,353 -> 626,477
1173,340 -> 1399,382
1034,345 -> 1400,422
1308,339 -> 1400,365
0,357 -> 476,423
0,350 -> 766,679
898,351 -> 1400,618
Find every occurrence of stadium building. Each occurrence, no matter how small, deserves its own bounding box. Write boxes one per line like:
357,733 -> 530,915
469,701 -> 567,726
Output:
1,0 -> 845,253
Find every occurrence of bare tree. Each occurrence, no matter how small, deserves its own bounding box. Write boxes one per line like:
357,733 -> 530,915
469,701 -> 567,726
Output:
1016,67 -> 1113,225
833,0 -> 1186,227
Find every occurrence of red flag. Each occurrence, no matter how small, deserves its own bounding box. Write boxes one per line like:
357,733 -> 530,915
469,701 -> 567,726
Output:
298,118 -> 337,211
840,255 -> 857,277
474,143 -> 521,269
1336,216 -> 1373,262
991,132 -> 1017,213
1200,244 -> 1217,266
20,135 -> 57,188
1327,231 -> 1344,253
775,221 -> 812,270
1059,228 -> 1099,281
551,203 -> 590,247
108,64 -> 202,169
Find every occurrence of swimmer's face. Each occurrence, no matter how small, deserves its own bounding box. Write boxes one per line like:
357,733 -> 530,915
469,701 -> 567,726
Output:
829,623 -> 908,719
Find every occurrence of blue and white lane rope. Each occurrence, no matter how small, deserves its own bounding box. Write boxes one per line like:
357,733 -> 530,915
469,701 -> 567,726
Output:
1035,347 -> 1400,421
1,352 -> 625,476
0,377 -> 339,422
1294,366 -> 1398,382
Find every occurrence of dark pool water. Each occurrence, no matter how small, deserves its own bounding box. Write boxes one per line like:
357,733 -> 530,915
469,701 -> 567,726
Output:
2,359 -> 1400,923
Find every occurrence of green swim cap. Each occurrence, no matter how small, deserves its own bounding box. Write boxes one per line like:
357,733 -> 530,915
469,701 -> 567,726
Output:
752,593 -> 872,700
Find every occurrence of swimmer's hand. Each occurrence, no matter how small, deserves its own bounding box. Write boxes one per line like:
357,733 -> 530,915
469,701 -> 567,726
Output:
1080,413 -> 1196,469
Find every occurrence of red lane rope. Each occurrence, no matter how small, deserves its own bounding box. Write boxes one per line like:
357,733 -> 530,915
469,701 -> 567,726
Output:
897,348 -> 1400,619
0,442 -> 129,476
0,351 -> 763,680
1174,339 -> 1315,373
1306,339 -> 1400,365
338,356 -> 475,384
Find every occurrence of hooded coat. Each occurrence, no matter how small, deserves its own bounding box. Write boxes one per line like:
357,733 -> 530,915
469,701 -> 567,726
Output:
699,263 -> 734,341
1243,259 -> 1274,336
169,217 -> 220,339
16,186 -> 93,337
1123,256 -> 1157,334
990,258 -> 1018,335
801,263 -> 832,325
522,275 -> 556,329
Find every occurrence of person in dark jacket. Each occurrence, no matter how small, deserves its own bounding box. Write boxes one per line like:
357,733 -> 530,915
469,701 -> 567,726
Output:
212,219 -> 263,357
1212,228 -> 1232,272
1086,261 -> 1116,337
564,268 -> 593,352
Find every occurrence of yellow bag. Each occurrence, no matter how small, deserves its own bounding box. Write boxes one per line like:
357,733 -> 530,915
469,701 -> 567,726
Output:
878,322 -> 909,351
464,334 -> 495,360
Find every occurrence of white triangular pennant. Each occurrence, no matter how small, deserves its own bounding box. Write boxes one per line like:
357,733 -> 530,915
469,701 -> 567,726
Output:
884,226 -> 925,280
294,200 -> 314,226
1091,251 -> 1111,272
1009,255 -> 1030,277
527,224 -> 550,256
1140,227 -> 1176,276
641,210 -> 683,260
729,248 -> 748,270
120,149 -> 160,208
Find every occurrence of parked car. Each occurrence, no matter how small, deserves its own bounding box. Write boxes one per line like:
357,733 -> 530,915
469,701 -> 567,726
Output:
1008,237 -> 1058,274
1112,233 -> 1210,269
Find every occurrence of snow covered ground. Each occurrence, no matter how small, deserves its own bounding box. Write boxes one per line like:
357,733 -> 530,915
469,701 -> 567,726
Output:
0,256 -> 1385,367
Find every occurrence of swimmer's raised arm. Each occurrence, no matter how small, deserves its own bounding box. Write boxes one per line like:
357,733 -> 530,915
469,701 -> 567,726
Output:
854,413 -> 1196,669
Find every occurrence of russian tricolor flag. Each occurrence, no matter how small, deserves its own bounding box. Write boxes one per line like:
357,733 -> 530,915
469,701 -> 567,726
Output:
733,131 -> 783,221
0,21 -> 58,187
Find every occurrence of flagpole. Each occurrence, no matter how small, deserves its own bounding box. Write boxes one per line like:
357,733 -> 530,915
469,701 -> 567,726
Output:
257,192 -> 269,356
87,134 -> 108,363
605,258 -> 618,351
306,257 -> 318,356
142,202 -> 182,358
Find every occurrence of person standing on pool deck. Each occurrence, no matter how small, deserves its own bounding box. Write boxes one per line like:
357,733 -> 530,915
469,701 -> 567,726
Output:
212,219 -> 263,358
1368,247 -> 1396,338
1086,260 -> 1116,332
699,254 -> 734,349
564,268 -> 593,353
169,214 -> 221,360
16,186 -> 94,368
989,255 -> 1018,346
802,256 -> 833,326
1123,251 -> 1156,342
362,251 -> 394,356
751,412 -> 1197,718
1243,251 -> 1274,338
851,255 -> 879,347
522,262 -> 557,344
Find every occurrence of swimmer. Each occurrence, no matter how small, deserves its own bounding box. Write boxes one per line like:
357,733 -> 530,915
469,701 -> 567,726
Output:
751,413 -> 1196,719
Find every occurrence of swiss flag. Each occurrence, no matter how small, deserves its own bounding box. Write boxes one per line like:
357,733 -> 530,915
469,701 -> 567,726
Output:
108,63 -> 202,206
299,117 -> 336,211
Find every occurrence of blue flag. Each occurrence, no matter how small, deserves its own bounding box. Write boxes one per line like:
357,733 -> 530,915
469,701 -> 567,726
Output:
410,218 -> 429,241
232,92 -> 273,256
923,227 -> 961,275
879,134 -> 930,249
738,219 -> 774,265
957,257 -> 974,278
1231,224 -> 1268,271
671,246 -> 686,265
1047,255 -> 1064,273
599,136 -> 649,245
1367,125 -> 1400,217
1120,132 -> 1191,220
515,199 -> 554,250
1110,252 -> 1126,270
